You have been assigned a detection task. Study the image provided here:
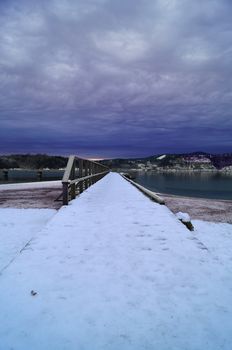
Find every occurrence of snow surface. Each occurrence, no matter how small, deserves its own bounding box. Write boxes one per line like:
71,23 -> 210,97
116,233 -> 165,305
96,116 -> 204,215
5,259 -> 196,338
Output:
0,209 -> 56,273
0,172 -> 232,350
156,154 -> 166,160
176,211 -> 191,223
0,180 -> 61,191
193,219 -> 232,267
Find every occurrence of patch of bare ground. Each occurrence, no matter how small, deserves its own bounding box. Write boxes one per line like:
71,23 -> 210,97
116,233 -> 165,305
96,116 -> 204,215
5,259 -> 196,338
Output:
159,193 -> 232,224
0,187 -> 63,209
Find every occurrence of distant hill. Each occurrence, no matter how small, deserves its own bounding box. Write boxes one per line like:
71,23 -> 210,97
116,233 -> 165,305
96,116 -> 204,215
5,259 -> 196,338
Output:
1,152 -> 232,171
101,152 -> 232,171
0,154 -> 68,169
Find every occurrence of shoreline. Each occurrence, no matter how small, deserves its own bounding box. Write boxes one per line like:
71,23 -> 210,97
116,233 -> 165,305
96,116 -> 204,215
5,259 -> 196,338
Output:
118,168 -> 232,175
0,180 -> 231,223
159,192 -> 232,224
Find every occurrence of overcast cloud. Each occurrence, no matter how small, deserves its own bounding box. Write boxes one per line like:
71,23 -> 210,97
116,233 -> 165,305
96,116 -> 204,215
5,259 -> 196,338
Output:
0,0 -> 232,157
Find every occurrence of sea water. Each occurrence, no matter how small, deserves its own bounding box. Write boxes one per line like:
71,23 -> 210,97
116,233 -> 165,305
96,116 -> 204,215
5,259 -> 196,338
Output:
134,171 -> 232,200
0,169 -> 64,184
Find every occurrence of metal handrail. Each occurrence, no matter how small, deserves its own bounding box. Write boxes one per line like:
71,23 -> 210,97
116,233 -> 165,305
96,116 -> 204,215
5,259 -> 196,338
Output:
62,156 -> 109,205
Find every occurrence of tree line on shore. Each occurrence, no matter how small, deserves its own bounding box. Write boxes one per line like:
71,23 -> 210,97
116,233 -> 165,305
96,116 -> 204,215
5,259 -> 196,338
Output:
0,152 -> 232,170
0,154 -> 68,169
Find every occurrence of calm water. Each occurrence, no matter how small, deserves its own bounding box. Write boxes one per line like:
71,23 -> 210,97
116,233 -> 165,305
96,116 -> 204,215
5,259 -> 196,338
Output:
0,169 -> 64,184
134,171 -> 232,200
1,169 -> 232,200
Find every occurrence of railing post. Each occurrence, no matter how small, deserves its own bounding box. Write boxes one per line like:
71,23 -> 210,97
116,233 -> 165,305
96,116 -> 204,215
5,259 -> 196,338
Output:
37,170 -> 43,181
84,160 -> 88,189
62,155 -> 75,204
62,155 -> 109,206
3,169 -> 9,181
90,163 -> 93,185
70,160 -> 76,200
79,159 -> 83,193
63,182 -> 69,205
93,163 -> 96,183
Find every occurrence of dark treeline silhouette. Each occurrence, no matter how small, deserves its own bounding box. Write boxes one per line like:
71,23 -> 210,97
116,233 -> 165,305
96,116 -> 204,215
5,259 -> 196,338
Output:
0,154 -> 68,169
1,152 -> 232,170
101,152 -> 232,170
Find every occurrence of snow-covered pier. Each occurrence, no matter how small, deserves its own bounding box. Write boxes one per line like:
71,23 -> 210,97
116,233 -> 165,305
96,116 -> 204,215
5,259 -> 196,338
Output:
0,172 -> 232,350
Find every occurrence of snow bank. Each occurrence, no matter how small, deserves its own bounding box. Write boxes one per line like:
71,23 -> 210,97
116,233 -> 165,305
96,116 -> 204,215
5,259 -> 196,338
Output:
0,180 -> 61,191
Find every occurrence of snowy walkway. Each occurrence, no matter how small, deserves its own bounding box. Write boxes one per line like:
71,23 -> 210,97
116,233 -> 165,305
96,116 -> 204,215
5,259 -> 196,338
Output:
0,209 -> 56,274
0,172 -> 232,350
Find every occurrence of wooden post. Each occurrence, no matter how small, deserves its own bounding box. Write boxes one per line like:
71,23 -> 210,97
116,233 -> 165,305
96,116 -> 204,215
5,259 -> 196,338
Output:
63,182 -> 69,205
84,160 -> 88,189
3,170 -> 8,181
89,163 -> 93,185
79,159 -> 83,193
70,161 -> 76,200
37,170 -> 43,181
92,163 -> 96,184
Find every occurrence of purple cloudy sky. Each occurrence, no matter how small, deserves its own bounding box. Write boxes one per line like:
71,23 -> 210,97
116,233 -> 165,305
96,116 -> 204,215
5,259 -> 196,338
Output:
0,0 -> 232,158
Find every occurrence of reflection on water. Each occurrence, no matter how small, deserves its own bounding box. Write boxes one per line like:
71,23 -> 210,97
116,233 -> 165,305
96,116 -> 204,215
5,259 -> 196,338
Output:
134,171 -> 232,200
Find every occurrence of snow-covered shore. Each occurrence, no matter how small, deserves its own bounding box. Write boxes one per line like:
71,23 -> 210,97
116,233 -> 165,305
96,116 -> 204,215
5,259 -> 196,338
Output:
0,180 -> 61,191
1,178 -> 232,223
0,173 -> 232,349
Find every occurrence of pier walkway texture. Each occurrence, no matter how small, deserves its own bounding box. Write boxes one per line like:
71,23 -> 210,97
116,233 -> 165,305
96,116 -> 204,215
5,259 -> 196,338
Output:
0,172 -> 232,349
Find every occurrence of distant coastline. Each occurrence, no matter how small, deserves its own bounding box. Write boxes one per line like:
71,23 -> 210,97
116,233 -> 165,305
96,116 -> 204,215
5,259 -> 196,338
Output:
1,152 -> 232,172
102,151 -> 232,174
118,167 -> 232,174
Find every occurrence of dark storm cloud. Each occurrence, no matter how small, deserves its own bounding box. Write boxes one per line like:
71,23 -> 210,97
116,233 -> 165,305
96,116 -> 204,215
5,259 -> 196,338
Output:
0,0 -> 232,157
